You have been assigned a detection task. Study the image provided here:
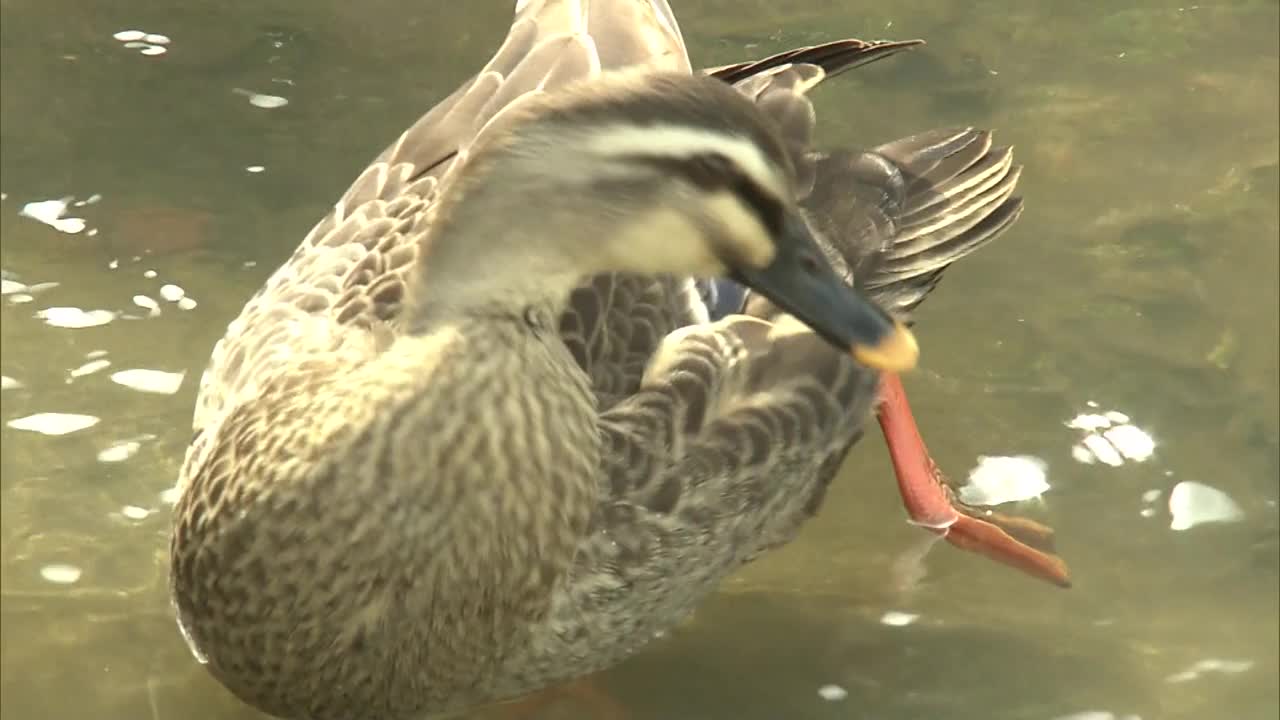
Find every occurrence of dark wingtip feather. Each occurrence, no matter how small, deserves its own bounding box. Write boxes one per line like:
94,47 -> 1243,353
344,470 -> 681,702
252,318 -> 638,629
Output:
869,193 -> 1025,318
805,128 -> 1026,319
704,38 -> 925,85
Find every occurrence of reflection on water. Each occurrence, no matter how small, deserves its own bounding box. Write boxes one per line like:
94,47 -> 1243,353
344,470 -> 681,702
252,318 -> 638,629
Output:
1,1 -> 1276,719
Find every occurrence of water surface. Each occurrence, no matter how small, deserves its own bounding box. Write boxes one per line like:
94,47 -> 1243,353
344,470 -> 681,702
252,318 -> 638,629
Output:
2,2 -> 1277,719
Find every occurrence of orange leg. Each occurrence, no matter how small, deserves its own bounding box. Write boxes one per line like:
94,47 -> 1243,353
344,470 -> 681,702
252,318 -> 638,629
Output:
876,372 -> 1071,588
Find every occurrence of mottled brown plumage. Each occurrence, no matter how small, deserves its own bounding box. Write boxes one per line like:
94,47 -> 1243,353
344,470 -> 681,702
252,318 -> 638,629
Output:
168,2 -> 1021,719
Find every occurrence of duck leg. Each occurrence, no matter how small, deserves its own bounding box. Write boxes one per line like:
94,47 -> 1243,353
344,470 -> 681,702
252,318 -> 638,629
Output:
876,372 -> 1072,588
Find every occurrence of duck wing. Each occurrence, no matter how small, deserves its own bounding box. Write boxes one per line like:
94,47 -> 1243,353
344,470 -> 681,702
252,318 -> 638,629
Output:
801,128 -> 1024,319
731,128 -> 1024,321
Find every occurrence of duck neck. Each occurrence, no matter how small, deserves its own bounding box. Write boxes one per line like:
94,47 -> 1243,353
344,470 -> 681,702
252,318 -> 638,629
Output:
408,174 -> 610,331
410,237 -> 587,336
386,213 -> 605,675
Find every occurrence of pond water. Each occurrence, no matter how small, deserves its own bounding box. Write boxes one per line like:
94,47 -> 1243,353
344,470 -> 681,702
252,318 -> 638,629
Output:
1,1 -> 1276,719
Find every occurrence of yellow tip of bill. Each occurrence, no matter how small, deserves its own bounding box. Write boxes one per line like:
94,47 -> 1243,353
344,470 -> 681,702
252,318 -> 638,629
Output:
852,321 -> 919,372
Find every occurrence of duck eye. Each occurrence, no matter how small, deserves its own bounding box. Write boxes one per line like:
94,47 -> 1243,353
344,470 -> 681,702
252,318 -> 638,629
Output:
798,250 -> 821,275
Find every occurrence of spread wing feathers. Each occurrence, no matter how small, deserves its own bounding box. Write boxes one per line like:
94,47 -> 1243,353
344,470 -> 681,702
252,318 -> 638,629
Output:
743,127 -> 1024,322
826,128 -> 1023,318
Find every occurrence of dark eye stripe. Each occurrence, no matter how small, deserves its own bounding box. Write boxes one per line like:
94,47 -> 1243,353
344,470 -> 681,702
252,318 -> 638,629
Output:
624,152 -> 785,235
727,172 -> 784,235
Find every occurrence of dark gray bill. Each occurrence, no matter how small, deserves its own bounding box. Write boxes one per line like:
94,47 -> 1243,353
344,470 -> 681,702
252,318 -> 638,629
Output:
732,214 -> 919,371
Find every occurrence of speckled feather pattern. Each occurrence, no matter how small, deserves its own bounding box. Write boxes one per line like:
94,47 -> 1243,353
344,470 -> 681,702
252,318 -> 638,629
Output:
169,1 -> 1022,718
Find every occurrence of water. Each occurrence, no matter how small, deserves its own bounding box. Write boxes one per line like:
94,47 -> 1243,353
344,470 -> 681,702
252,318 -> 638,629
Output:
1,2 -> 1276,719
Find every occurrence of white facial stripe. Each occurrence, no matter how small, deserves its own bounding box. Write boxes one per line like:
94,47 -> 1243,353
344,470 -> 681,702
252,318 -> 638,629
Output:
609,207 -> 728,277
582,124 -> 785,200
702,191 -> 776,269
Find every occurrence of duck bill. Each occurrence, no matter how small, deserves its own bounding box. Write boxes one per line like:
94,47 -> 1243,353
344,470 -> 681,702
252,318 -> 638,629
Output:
734,216 -> 919,372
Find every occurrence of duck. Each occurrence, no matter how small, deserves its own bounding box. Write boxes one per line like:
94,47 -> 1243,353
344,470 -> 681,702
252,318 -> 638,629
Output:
169,1 -> 1068,718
